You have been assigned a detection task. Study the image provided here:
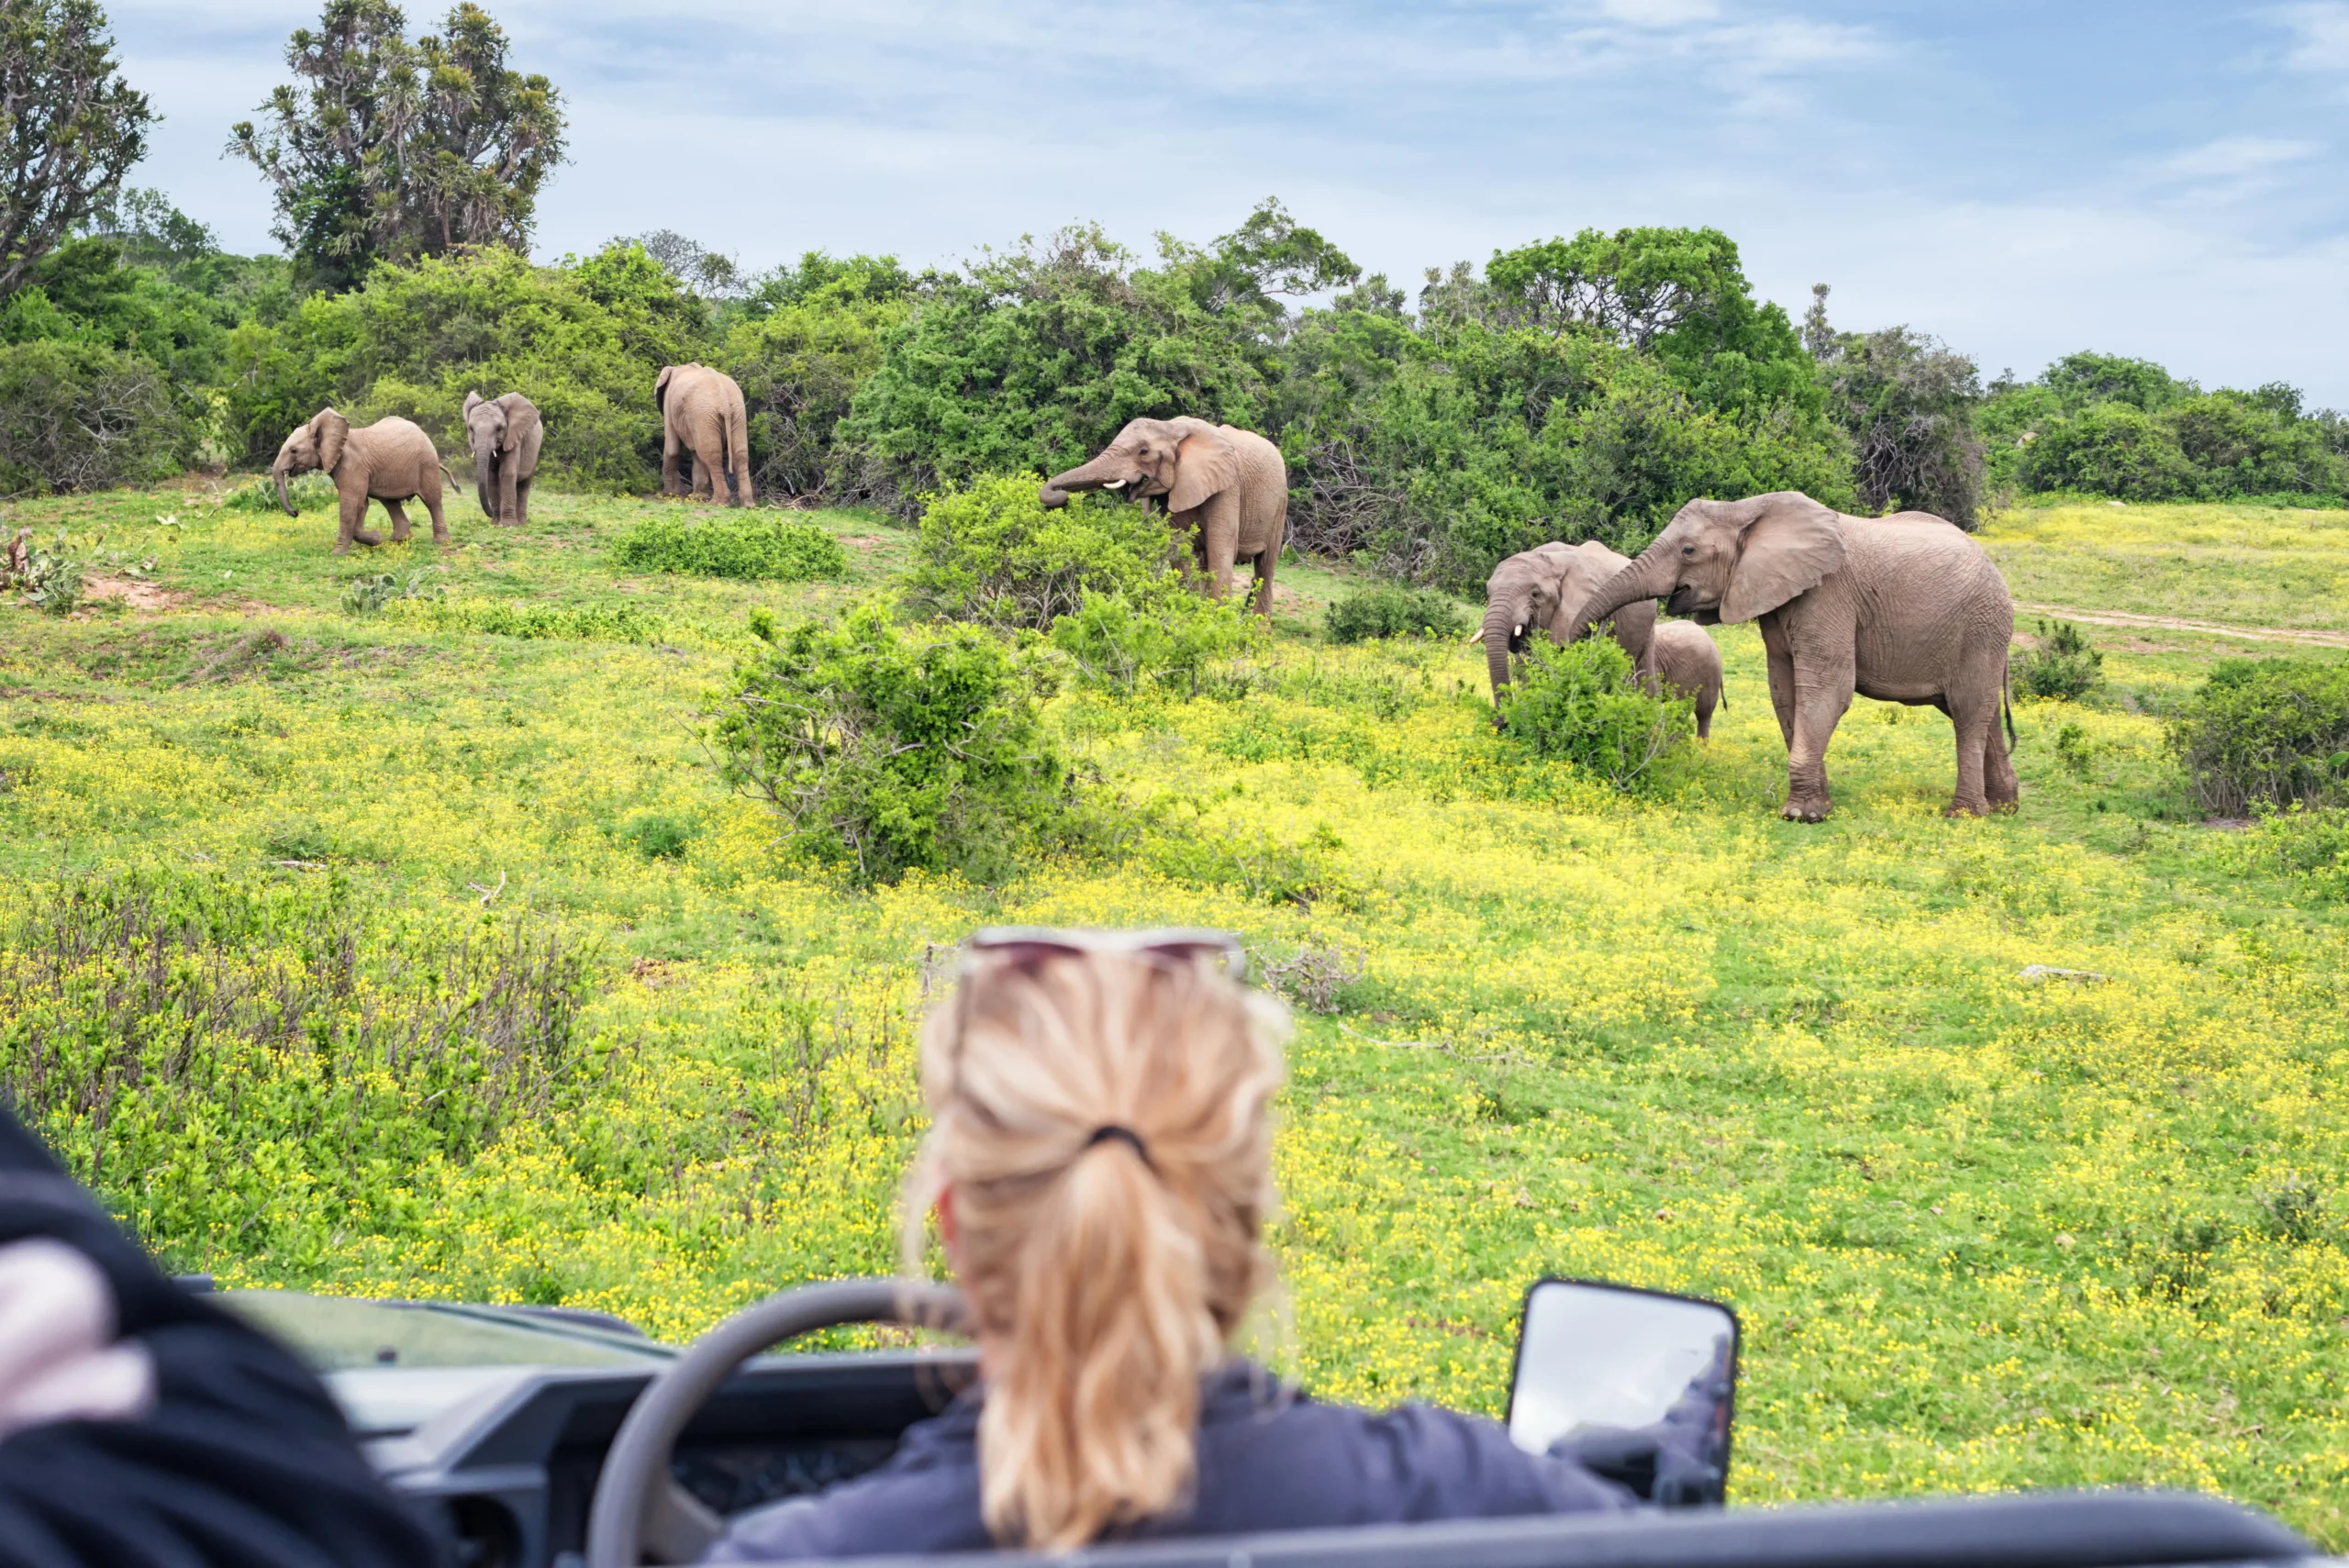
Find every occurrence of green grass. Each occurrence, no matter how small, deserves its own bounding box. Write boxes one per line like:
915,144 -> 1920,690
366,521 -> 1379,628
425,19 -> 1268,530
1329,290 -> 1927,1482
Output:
2,485 -> 2344,1542
1981,500 -> 2349,632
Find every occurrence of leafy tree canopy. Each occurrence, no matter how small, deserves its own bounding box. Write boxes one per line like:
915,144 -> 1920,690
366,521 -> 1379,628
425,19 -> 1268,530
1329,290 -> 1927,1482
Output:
0,0 -> 151,302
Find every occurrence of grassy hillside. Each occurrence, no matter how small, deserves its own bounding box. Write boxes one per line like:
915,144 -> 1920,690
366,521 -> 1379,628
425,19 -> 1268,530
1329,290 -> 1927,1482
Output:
2,486 -> 2344,1541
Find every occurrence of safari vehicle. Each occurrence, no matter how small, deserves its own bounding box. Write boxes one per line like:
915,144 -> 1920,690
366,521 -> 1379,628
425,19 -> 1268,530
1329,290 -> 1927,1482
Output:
209,1276 -> 2319,1568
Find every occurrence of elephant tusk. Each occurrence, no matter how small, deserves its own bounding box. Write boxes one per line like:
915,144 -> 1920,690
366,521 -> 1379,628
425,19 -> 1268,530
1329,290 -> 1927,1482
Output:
1465,628 -> 1484,644
1513,623 -> 1523,639
1102,478 -> 1127,490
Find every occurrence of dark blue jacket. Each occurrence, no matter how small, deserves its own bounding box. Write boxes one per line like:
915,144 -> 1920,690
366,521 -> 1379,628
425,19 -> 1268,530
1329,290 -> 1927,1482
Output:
705,1361 -> 1634,1561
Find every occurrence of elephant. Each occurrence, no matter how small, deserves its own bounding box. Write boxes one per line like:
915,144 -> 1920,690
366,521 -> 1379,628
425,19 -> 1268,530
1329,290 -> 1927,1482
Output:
1651,618 -> 1726,740
655,363 -> 752,506
1561,491 -> 2015,821
1040,417 -> 1287,616
1472,539 -> 1657,701
272,408 -> 448,554
462,390 -> 542,527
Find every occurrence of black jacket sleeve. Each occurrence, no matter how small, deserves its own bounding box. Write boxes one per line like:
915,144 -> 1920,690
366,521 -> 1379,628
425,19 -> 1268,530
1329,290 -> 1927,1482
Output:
0,1107 -> 441,1568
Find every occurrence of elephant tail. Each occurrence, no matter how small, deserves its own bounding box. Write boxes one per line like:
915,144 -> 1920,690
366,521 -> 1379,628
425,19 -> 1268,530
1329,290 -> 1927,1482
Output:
2002,664 -> 2016,748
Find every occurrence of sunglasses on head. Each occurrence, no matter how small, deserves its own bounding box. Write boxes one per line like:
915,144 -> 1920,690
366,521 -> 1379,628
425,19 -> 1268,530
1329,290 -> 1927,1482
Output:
962,927 -> 1248,983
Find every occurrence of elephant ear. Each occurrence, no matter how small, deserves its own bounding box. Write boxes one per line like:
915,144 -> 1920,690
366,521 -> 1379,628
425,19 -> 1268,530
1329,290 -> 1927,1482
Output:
654,365 -> 677,412
1720,492 -> 1847,624
462,390 -> 483,416
499,395 -> 540,455
1167,426 -> 1243,515
1546,540 -> 1627,636
310,407 -> 350,474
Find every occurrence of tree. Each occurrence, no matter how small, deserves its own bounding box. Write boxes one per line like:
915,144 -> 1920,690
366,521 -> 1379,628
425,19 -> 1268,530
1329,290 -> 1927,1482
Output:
1818,325 -> 1986,526
228,0 -> 564,291
0,0 -> 151,303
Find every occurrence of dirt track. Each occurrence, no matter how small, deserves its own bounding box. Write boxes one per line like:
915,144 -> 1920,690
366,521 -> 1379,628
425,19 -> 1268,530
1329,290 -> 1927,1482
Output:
2014,602 -> 2349,649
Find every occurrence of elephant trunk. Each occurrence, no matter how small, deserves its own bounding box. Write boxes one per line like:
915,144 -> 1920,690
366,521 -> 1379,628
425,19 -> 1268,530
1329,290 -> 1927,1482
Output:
1039,484 -> 1071,511
1041,453 -> 1130,505
273,461 -> 295,517
1562,547 -> 1676,649
1483,599 -> 1519,701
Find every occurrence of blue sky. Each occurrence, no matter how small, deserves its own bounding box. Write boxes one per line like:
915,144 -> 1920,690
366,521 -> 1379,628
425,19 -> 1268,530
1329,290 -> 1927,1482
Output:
111,1 -> 2349,404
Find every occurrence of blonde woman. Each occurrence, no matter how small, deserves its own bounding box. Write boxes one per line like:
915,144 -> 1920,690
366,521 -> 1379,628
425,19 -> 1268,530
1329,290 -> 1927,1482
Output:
706,929 -> 1632,1560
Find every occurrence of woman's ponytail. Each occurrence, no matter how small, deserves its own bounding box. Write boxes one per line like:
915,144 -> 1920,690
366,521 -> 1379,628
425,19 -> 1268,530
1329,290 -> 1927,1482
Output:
906,950 -> 1285,1550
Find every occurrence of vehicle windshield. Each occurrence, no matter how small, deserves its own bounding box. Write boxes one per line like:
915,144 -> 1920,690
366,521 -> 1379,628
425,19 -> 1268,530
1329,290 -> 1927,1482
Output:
219,1290 -> 675,1372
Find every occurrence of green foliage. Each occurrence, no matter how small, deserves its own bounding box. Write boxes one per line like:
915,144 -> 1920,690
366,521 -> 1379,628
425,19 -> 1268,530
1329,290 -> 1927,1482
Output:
0,338 -> 183,494
0,869 -> 605,1250
0,0 -> 153,304
1325,583 -> 1469,643
905,472 -> 1174,629
722,257 -> 910,499
1496,634 -> 1693,791
2021,400 -> 2204,501
340,565 -> 443,613
712,601 -> 1071,884
2167,657 -> 2349,816
5,528 -> 84,613
1049,588 -> 1253,697
609,513 -> 848,582
228,0 -> 566,291
383,594 -> 666,644
2223,805 -> 2349,903
617,810 -> 695,861
1813,311 -> 1984,526
2016,617 -> 2105,701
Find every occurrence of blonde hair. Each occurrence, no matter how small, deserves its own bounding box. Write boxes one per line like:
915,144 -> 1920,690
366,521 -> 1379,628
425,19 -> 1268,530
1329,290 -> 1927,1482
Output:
903,945 -> 1286,1551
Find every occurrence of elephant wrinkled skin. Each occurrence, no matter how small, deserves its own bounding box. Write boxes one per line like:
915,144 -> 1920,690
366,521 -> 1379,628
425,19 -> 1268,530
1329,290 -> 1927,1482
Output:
1474,539 -> 1657,702
272,408 -> 449,554
1563,491 -> 2016,821
1041,417 -> 1287,616
462,390 -> 542,527
656,363 -> 752,506
1651,619 -> 1726,741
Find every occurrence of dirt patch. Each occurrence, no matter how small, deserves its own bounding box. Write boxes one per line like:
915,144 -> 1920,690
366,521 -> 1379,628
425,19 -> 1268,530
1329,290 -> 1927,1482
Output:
83,574 -> 181,613
2118,638 -> 2187,653
841,535 -> 883,550
2202,817 -> 2254,831
2014,602 -> 2349,648
178,628 -> 295,685
629,957 -> 685,988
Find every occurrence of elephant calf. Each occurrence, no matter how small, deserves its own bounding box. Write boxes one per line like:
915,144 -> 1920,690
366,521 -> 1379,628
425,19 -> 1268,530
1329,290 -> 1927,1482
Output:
1040,417 -> 1287,616
1474,539 -> 1656,702
1651,619 -> 1726,740
462,391 -> 542,527
656,363 -> 752,506
272,408 -> 448,554
1562,491 -> 2015,820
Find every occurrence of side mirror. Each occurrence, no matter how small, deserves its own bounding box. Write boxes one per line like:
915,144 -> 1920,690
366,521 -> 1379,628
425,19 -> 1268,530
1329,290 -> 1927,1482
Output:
1507,1277 -> 1739,1508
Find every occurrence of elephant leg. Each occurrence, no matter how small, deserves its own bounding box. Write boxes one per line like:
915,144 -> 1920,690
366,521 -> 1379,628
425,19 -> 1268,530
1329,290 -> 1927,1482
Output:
1759,618 -> 1798,748
1945,689 -> 2001,817
1985,706 -> 2021,812
1694,690 -> 1715,741
1251,547 -> 1276,618
383,499 -> 413,543
423,486 -> 449,546
662,428 -> 685,496
1781,652 -> 1853,823
516,476 -> 533,528
341,491 -> 382,550
498,455 -> 520,526
693,441 -> 726,502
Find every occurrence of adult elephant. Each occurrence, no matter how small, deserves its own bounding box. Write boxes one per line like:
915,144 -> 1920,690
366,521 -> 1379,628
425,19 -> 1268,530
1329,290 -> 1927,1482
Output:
272,408 -> 448,554
1561,491 -> 2015,820
1472,539 -> 1655,701
462,391 -> 542,527
1040,417 -> 1286,616
1651,619 -> 1726,741
655,363 -> 751,506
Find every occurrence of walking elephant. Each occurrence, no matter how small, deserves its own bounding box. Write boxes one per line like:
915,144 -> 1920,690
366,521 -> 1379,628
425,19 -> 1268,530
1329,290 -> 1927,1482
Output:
1651,618 -> 1725,741
462,391 -> 541,527
655,363 -> 751,506
1472,539 -> 1656,701
1560,492 -> 2015,820
272,408 -> 448,554
1040,417 -> 1287,615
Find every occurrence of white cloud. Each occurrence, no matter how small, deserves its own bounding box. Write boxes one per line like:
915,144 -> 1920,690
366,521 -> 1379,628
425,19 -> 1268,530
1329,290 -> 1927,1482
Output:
2159,136 -> 2321,179
2278,1 -> 2349,72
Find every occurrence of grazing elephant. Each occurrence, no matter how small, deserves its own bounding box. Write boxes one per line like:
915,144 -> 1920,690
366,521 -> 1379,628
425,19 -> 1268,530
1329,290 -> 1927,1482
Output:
1561,491 -> 2015,821
272,408 -> 448,554
655,363 -> 751,506
1651,618 -> 1726,740
462,390 -> 542,527
1472,539 -> 1657,701
1040,417 -> 1287,615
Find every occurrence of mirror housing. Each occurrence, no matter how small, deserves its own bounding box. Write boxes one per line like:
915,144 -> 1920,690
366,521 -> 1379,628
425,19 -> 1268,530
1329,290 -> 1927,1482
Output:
1506,1277 -> 1739,1508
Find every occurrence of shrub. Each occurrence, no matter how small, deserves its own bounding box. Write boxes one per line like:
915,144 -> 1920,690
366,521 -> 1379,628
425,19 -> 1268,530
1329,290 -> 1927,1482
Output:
609,514 -> 849,582
1325,584 -> 1468,643
1050,589 -> 1253,697
383,595 -> 667,644
618,811 -> 695,861
2167,657 -> 2349,816
2015,618 -> 2103,701
2222,805 -> 2349,903
1496,635 -> 1693,791
341,566 -> 444,615
2022,402 -> 2202,501
0,339 -> 184,495
5,528 -> 84,615
905,473 -> 1172,629
711,602 -> 1072,884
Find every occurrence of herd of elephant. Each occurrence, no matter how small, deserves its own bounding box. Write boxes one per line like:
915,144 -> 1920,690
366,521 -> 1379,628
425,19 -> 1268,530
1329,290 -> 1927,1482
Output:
265,363 -> 756,547
272,391 -> 2019,825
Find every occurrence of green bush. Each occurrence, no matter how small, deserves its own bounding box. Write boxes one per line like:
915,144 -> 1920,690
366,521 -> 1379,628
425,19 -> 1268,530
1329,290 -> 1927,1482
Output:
2167,657 -> 2349,816
341,567 -> 444,615
5,528 -> 85,615
1496,635 -> 1693,791
1049,589 -> 1253,697
609,514 -> 849,582
2015,618 -> 2104,701
906,473 -> 1174,629
711,602 -> 1072,885
1325,584 -> 1469,643
0,339 -> 185,495
2223,805 -> 2349,903
384,595 -> 667,645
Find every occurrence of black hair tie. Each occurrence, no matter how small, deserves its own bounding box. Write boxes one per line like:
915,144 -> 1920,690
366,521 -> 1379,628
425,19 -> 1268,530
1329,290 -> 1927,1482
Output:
1085,1124 -> 1154,1171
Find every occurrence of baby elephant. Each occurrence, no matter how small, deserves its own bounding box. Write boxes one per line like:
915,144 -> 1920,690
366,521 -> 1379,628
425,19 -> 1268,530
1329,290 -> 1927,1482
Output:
1651,619 -> 1726,740
273,408 -> 448,553
462,391 -> 542,527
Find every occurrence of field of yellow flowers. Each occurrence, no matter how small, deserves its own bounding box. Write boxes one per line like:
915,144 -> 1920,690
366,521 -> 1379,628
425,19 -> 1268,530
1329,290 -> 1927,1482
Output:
2,486 -> 2345,1541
